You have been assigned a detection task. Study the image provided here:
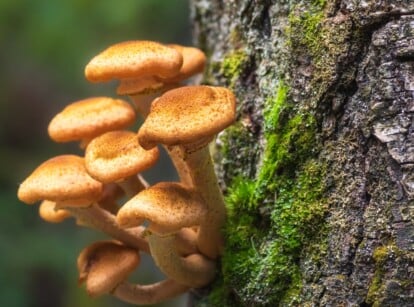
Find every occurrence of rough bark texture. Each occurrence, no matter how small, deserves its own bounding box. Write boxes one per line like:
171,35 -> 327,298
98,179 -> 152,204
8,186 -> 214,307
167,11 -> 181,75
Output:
189,0 -> 414,306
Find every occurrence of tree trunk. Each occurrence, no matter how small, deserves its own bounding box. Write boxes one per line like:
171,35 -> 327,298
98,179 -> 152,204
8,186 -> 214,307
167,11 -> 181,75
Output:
189,0 -> 414,306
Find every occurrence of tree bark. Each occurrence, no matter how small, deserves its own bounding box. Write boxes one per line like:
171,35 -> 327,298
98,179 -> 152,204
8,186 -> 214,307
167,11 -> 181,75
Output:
189,0 -> 414,306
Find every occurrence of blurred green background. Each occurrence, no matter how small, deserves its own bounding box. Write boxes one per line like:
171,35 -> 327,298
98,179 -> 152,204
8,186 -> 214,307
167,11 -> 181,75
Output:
0,1 -> 191,306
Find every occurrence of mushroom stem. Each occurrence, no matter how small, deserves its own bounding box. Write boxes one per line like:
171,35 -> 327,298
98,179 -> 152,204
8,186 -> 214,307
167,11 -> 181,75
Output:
113,279 -> 189,305
175,227 -> 199,256
178,145 -> 226,259
117,175 -> 147,198
130,94 -> 193,186
165,146 -> 193,186
64,203 -> 150,253
147,233 -> 216,288
129,94 -> 157,118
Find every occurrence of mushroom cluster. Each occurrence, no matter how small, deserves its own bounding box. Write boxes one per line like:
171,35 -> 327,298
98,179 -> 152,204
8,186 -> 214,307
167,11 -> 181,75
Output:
17,40 -> 236,305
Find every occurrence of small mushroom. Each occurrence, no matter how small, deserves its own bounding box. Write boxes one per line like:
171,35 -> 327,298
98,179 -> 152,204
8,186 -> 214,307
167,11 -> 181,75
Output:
77,240 -> 140,297
138,85 -> 236,259
17,155 -> 149,252
85,130 -> 159,197
78,241 -> 190,305
48,97 -> 136,148
38,200 -> 71,223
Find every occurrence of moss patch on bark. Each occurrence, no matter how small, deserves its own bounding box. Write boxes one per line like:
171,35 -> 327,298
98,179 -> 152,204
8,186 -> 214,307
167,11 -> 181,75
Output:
207,82 -> 329,306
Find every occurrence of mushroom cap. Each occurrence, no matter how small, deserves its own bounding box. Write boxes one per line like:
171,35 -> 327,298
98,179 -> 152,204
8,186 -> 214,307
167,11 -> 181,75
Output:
137,86 -> 236,150
38,200 -> 71,223
48,97 -> 136,143
85,40 -> 183,83
116,182 -> 207,235
17,155 -> 103,206
77,240 -> 140,297
160,45 -> 206,83
85,130 -> 159,183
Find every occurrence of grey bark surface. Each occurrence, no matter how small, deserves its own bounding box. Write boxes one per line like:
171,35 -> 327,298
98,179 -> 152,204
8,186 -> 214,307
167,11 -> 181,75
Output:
190,0 -> 414,306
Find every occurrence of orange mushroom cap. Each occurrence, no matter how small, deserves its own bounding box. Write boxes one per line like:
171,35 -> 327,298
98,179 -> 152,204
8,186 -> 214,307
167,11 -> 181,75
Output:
160,44 -> 206,83
85,40 -> 183,83
17,155 -> 103,206
116,182 -> 207,235
137,86 -> 236,150
48,97 -> 136,143
77,240 -> 140,297
85,130 -> 159,183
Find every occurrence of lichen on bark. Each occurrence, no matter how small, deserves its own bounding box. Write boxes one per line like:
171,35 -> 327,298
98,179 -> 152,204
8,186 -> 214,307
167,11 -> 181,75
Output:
190,0 -> 414,306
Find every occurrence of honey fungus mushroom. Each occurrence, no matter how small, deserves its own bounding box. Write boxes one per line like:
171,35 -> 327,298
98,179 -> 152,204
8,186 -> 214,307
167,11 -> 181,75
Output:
117,182 -> 216,287
17,155 -> 148,252
138,85 -> 236,259
77,240 -> 140,297
78,240 -> 190,304
48,97 -> 136,148
117,182 -> 207,234
84,40 -> 183,116
85,130 -> 159,197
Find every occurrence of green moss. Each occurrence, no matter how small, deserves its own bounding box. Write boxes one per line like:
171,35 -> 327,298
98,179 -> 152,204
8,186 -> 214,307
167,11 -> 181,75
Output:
220,50 -> 248,88
217,122 -> 260,186
366,245 -> 406,306
288,10 -> 325,55
287,1 -> 352,100
209,82 -> 328,305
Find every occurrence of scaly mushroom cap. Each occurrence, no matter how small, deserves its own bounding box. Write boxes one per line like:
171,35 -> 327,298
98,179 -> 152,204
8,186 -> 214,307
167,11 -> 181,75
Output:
116,45 -> 205,96
117,182 -> 207,235
137,86 -> 236,150
85,130 -> 159,183
48,97 -> 136,143
17,155 -> 103,206
160,44 -> 206,83
77,241 -> 140,297
85,40 -> 183,83
38,200 -> 71,223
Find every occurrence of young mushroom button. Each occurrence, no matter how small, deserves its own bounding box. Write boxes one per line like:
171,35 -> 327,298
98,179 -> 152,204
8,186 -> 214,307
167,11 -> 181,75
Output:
137,85 -> 236,259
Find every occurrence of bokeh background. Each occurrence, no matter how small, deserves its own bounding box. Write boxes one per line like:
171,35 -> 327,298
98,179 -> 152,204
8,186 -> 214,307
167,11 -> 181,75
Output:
0,1 -> 192,306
